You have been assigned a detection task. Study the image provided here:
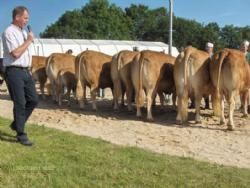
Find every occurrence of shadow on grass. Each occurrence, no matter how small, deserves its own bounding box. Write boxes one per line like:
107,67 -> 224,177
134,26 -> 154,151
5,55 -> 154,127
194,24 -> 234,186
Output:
0,129 -> 17,143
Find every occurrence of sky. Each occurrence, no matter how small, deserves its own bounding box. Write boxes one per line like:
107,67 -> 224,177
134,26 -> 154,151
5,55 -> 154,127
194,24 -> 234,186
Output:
0,0 -> 249,37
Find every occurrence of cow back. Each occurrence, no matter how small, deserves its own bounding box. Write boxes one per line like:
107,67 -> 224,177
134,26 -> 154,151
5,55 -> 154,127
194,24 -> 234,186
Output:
76,50 -> 112,88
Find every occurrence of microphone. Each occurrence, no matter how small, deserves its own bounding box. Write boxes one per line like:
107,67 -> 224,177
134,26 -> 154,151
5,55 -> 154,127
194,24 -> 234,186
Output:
27,25 -> 34,43
27,25 -> 32,32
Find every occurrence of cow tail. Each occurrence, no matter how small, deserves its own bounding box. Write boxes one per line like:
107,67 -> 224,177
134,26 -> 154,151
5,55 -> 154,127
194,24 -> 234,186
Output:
213,50 -> 228,116
114,53 -> 123,102
45,55 -> 56,97
183,48 -> 193,101
75,53 -> 84,100
136,53 -> 144,107
179,48 -> 192,122
45,55 -> 54,79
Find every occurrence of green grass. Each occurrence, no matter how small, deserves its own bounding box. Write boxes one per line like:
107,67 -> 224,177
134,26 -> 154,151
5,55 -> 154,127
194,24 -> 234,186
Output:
0,116 -> 249,188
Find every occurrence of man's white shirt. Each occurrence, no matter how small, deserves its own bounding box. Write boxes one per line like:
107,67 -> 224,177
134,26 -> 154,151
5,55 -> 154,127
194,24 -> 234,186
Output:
2,24 -> 32,67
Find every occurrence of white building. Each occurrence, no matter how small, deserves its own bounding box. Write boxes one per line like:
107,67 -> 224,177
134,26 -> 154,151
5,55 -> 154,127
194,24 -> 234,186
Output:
0,38 -> 179,58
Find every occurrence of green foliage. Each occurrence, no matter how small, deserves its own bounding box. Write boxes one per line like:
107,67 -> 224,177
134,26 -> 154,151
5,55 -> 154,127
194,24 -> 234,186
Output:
40,0 -> 250,51
173,16 -> 203,48
220,25 -> 243,48
0,116 -> 250,187
40,0 -> 132,40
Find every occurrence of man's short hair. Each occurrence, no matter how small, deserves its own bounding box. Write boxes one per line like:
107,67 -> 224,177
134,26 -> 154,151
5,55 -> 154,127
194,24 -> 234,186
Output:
12,6 -> 29,20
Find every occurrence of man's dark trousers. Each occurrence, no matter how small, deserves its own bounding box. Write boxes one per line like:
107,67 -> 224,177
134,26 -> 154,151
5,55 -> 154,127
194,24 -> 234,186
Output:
5,67 -> 38,137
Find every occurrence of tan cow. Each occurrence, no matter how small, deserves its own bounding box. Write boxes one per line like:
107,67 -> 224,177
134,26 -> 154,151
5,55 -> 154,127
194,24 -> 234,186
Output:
210,48 -> 250,130
56,67 -> 76,106
46,53 -> 76,103
31,55 -> 48,99
132,50 -> 176,120
174,46 -> 212,124
75,50 -> 113,110
111,50 -> 139,111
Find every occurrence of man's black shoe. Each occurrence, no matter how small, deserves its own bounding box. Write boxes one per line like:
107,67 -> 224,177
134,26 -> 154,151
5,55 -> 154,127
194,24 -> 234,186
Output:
17,134 -> 33,146
10,122 -> 16,131
17,138 -> 33,146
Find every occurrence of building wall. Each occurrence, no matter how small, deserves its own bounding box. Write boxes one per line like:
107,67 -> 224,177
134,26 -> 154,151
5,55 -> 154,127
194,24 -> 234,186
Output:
0,38 -> 179,58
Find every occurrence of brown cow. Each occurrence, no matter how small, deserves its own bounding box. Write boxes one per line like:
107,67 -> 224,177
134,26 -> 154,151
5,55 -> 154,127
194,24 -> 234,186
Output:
75,50 -> 113,110
132,50 -> 176,120
31,55 -> 48,99
210,48 -> 250,130
174,46 -> 212,124
46,53 -> 76,102
111,50 -> 139,111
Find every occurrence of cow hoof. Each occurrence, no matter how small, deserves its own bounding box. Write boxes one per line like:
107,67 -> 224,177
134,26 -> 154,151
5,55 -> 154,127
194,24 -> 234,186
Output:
146,118 -> 154,122
183,121 -> 189,126
219,120 -> 226,125
113,109 -> 119,113
227,126 -> 234,131
242,114 -> 248,118
176,120 -> 182,125
227,123 -> 234,131
176,120 -> 188,126
195,120 -> 202,124
136,112 -> 142,117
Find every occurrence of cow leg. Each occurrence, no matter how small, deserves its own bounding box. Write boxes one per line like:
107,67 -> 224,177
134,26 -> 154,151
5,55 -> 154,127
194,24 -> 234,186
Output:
136,88 -> 142,118
242,90 -> 249,117
77,80 -> 86,109
220,97 -> 226,125
125,82 -> 134,112
136,108 -> 141,117
51,81 -> 57,102
121,86 -> 126,106
45,81 -> 52,96
158,92 -> 165,110
66,86 -> 71,107
176,95 -> 181,122
40,81 -> 46,100
146,89 -> 155,121
55,84 -> 60,103
195,95 -> 202,123
57,84 -> 63,106
83,84 -> 87,105
90,86 -> 98,110
172,92 -> 177,109
227,92 -> 236,130
72,87 -> 77,104
113,80 -> 122,111
113,90 -> 119,111
176,92 -> 188,124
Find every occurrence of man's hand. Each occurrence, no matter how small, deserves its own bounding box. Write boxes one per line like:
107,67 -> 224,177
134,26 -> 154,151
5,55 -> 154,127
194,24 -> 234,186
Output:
27,31 -> 34,42
11,31 -> 34,59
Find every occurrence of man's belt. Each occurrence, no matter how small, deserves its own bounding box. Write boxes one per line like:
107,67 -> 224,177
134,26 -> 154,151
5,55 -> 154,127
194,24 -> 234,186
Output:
6,66 -> 30,71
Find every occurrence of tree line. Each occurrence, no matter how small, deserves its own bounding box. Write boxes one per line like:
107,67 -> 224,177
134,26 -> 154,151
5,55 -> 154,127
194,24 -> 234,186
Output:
40,0 -> 250,51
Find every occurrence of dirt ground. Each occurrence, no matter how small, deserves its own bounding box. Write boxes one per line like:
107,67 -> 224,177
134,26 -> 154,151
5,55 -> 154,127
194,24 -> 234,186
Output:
0,82 -> 250,169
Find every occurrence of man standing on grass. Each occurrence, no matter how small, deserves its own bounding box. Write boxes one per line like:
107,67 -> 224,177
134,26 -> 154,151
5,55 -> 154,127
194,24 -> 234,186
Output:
1,6 -> 38,146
